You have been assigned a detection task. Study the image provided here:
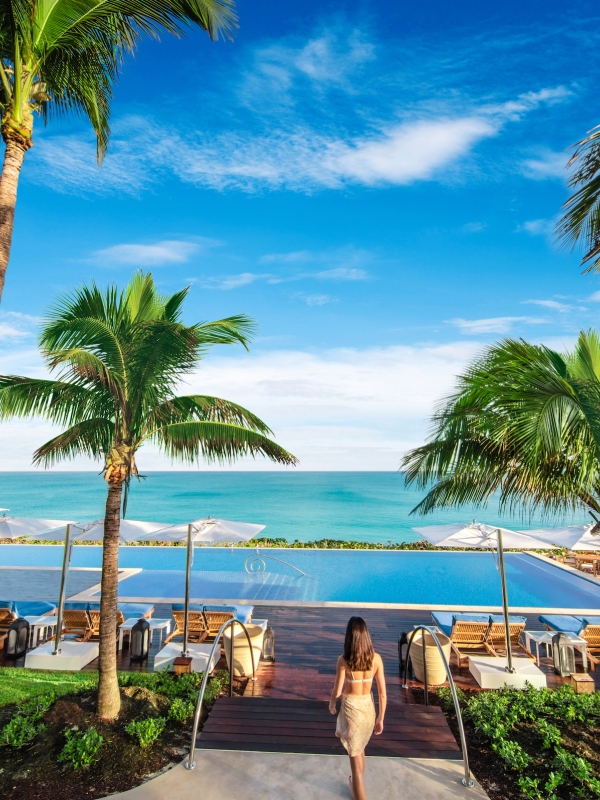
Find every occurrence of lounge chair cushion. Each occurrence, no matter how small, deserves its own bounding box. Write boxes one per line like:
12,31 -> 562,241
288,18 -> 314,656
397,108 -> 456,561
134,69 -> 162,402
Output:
63,602 -> 91,611
172,603 -> 204,612
574,616 -> 600,627
13,601 -> 56,617
539,614 -> 584,634
0,601 -> 16,613
489,615 -> 527,625
118,603 -> 154,619
430,611 -> 489,637
204,604 -> 253,624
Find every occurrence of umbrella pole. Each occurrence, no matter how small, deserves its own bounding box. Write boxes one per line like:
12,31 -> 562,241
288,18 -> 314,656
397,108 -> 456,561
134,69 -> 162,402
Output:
53,524 -> 73,656
497,529 -> 515,673
182,523 -> 193,657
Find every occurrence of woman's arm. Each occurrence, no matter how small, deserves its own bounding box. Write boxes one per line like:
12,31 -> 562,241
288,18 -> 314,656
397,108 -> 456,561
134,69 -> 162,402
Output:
329,656 -> 346,714
373,654 -> 387,735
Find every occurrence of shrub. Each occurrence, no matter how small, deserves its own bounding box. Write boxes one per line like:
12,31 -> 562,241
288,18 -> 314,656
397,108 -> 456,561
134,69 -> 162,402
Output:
125,717 -> 166,748
0,691 -> 55,747
168,698 -> 195,723
59,727 -> 104,770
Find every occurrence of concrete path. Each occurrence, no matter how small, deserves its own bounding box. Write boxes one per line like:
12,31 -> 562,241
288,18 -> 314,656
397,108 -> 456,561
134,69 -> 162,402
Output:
112,751 -> 489,800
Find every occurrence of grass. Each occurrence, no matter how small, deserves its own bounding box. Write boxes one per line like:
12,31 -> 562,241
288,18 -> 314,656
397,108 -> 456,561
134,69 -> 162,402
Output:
0,667 -> 97,707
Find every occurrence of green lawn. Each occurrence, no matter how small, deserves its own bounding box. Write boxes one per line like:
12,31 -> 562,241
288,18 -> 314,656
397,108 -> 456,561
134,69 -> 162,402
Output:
0,667 -> 97,707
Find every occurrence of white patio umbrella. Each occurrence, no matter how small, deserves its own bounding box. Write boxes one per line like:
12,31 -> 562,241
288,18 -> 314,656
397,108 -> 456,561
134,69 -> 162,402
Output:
413,521 -> 557,550
521,524 -> 600,551
28,519 -> 166,655
140,517 -> 266,656
412,521 -> 546,674
0,514 -> 72,540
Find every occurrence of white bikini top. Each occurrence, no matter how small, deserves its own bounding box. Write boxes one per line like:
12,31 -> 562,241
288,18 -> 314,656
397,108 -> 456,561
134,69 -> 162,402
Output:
347,669 -> 373,683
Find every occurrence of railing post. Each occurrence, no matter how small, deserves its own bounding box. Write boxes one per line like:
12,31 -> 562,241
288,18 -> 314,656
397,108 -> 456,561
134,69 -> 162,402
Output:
402,626 -> 474,789
185,619 -> 256,771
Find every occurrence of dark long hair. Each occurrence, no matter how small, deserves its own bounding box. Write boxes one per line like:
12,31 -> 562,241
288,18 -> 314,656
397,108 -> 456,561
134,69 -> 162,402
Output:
344,616 -> 374,671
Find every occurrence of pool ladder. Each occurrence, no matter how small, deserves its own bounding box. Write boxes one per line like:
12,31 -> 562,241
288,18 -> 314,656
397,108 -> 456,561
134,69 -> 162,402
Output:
402,626 -> 475,789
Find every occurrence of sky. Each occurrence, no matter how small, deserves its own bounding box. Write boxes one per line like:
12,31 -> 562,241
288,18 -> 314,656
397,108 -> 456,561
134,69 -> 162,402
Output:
1,0 -> 600,470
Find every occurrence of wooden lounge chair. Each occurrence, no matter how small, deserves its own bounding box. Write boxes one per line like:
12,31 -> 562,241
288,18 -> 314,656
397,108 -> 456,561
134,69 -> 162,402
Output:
0,606 -> 16,648
165,606 -> 208,644
541,615 -> 600,670
88,608 -> 125,640
430,612 -> 490,668
484,616 -> 531,658
203,609 -> 235,641
62,607 -> 93,642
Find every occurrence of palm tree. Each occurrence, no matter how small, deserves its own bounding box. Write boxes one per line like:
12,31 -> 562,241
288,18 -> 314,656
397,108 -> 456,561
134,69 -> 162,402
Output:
0,271 -> 297,718
0,0 -> 236,301
557,125 -> 600,273
401,330 -> 600,519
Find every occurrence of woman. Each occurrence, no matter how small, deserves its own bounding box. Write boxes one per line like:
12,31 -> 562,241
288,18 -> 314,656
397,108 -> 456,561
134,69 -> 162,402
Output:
329,616 -> 386,800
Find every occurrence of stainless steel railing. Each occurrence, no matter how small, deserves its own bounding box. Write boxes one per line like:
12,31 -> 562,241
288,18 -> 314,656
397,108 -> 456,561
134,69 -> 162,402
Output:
402,626 -> 474,789
184,618 -> 257,770
244,553 -> 306,576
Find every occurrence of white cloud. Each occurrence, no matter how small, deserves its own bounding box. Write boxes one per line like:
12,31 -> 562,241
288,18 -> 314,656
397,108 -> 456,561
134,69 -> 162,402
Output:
0,323 -> 31,341
0,342 -> 483,470
0,311 -> 38,341
297,293 -> 338,306
523,299 -> 574,312
517,218 -> 554,236
260,250 -> 313,264
449,316 -> 547,334
315,267 -> 368,281
461,221 -> 486,233
589,291 -> 600,302
92,238 -> 218,266
521,149 -> 568,180
201,272 -> 273,290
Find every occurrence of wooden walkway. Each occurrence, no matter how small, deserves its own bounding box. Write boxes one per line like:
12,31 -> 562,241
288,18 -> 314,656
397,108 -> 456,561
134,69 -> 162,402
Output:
198,696 -> 461,758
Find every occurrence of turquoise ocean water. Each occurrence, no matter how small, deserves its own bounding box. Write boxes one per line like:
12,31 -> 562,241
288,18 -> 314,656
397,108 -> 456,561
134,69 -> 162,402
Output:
0,472 -> 589,544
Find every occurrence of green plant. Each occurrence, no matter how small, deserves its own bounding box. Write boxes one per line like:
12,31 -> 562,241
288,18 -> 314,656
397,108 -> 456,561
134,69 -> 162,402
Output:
0,713 -> 45,747
437,686 -> 466,710
0,272 -> 297,718
402,331 -> 600,518
0,0 -> 239,301
168,698 -> 195,723
493,739 -> 530,772
58,727 -> 104,770
538,719 -> 562,749
517,776 -> 543,800
125,717 -> 166,748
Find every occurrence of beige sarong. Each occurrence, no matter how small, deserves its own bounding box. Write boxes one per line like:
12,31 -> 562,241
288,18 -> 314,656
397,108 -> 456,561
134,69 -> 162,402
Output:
335,693 -> 376,757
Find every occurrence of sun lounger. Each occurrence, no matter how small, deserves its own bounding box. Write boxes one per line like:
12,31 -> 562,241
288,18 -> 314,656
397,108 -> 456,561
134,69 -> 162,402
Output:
165,604 -> 209,644
62,603 -> 94,642
485,615 -> 529,657
0,600 -> 57,647
540,614 -> 600,670
430,612 -> 491,668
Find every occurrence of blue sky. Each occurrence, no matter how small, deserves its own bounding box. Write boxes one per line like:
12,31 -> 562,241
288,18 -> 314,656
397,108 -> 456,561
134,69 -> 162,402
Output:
1,0 -> 600,470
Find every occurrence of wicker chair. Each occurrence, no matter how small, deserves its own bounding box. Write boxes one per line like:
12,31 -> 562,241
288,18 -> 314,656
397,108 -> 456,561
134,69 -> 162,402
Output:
88,608 -> 125,640
485,618 -> 530,658
62,607 -> 94,642
430,612 -> 491,668
203,610 -> 235,641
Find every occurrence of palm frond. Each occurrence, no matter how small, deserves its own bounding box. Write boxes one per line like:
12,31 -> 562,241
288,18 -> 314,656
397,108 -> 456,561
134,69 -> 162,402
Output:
33,417 -> 114,466
145,394 -> 274,434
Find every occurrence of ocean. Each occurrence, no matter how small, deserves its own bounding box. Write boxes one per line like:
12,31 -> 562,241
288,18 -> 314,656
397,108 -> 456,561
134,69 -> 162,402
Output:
0,472 -> 589,544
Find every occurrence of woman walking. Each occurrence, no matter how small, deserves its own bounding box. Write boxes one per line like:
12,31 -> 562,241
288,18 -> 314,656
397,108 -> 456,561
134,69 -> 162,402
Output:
329,617 -> 387,800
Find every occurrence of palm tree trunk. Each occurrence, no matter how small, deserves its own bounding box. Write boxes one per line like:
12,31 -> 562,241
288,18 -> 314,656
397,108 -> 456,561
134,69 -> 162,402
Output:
0,134 -> 31,302
97,479 -> 123,719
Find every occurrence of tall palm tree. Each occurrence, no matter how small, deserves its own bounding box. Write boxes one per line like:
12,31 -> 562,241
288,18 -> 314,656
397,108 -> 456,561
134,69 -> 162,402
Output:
556,125 -> 600,273
0,271 -> 297,718
0,0 -> 236,301
401,330 -> 600,519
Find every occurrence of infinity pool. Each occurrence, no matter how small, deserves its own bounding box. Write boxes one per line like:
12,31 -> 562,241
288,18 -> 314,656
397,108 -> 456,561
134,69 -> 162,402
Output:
1,546 -> 599,611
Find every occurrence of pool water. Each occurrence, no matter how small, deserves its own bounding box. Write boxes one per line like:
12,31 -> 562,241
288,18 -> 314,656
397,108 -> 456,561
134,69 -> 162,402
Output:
1,546 -> 599,611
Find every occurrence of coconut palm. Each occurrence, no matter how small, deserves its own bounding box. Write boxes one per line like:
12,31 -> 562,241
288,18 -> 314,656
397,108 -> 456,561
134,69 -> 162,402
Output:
401,330 -> 600,518
0,0 -> 236,300
556,125 -> 600,273
0,271 -> 297,718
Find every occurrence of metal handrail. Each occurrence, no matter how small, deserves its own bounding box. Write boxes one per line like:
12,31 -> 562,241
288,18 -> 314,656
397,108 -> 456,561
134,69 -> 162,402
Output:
244,553 -> 306,576
402,626 -> 474,789
184,618 -> 257,770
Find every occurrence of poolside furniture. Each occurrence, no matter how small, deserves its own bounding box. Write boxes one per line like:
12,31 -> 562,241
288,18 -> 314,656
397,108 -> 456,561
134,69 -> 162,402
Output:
118,618 -> 172,651
523,629 -> 588,668
165,604 -> 209,645
88,607 -> 126,639
430,612 -> 491,668
153,640 -> 220,673
204,604 -> 253,640
540,614 -> 600,670
62,604 -> 94,642
469,656 -> 547,689
485,615 -> 530,658
24,639 -> 99,671
573,554 -> 600,576
23,615 -> 59,648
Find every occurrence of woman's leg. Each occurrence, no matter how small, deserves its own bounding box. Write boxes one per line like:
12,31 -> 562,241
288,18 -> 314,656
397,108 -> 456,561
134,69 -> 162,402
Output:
349,752 -> 367,800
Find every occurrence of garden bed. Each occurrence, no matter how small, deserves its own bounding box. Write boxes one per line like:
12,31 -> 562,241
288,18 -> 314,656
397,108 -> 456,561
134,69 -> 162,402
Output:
412,685 -> 600,800
0,668 -> 244,800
